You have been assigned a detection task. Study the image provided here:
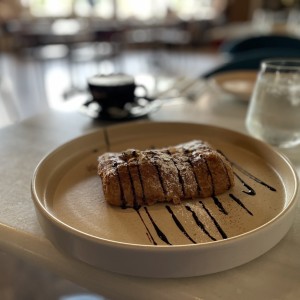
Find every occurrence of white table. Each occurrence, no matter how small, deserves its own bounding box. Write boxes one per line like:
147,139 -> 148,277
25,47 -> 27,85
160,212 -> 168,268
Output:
1,90 -> 300,300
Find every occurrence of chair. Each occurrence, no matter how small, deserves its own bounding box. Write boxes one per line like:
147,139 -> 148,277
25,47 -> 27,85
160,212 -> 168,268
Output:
202,47 -> 300,78
220,34 -> 300,57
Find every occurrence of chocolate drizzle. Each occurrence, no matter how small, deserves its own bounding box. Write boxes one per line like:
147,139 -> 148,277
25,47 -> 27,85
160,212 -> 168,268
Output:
144,207 -> 172,245
149,151 -> 167,201
185,205 -> 216,241
220,157 -> 233,190
166,205 -> 196,244
235,164 -> 277,191
167,150 -> 186,198
184,149 -> 202,196
113,161 -> 126,209
200,200 -> 228,239
229,193 -> 253,216
212,196 -> 228,215
124,158 -> 138,209
234,172 -> 256,196
133,151 -> 146,205
204,158 -> 215,195
135,207 -> 157,245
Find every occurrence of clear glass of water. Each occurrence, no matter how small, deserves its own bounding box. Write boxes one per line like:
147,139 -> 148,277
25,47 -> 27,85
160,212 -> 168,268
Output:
246,59 -> 300,148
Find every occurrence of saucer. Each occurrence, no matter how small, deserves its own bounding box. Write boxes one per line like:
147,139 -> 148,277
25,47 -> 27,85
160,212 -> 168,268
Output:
80,98 -> 161,121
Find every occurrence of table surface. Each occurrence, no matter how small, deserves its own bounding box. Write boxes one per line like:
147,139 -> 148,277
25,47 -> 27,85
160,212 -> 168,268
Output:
1,87 -> 300,300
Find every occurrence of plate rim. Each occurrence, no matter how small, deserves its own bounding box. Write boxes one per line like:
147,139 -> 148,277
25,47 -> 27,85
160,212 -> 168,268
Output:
31,121 -> 299,252
31,121 -> 299,278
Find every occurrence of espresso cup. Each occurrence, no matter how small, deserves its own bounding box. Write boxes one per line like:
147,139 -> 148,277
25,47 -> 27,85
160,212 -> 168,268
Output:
87,74 -> 148,112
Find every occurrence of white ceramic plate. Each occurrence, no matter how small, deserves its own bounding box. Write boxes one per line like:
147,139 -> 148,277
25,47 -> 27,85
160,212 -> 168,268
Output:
211,70 -> 258,101
31,121 -> 298,278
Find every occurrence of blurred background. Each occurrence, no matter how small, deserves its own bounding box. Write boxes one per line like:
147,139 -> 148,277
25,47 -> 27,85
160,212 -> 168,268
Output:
1,0 -> 300,298
2,0 -> 300,127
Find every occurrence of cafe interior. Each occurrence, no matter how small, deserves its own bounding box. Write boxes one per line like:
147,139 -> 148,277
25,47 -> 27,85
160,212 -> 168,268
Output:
1,0 -> 300,299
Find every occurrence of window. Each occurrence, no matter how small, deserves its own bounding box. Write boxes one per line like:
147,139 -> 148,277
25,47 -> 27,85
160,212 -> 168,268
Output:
73,0 -> 114,18
25,0 -> 222,21
26,0 -> 73,17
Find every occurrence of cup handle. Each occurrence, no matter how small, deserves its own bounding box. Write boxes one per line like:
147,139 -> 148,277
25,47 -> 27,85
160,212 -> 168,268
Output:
134,84 -> 150,100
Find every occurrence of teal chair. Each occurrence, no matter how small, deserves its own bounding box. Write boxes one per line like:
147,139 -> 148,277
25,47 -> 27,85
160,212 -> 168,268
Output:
220,34 -> 300,57
202,47 -> 300,78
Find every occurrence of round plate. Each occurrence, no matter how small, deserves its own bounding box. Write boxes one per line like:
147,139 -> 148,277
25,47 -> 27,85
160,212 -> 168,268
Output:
31,122 -> 298,278
211,70 -> 258,101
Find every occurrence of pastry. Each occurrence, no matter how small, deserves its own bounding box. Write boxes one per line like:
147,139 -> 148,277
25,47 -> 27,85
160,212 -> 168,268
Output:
98,140 -> 234,207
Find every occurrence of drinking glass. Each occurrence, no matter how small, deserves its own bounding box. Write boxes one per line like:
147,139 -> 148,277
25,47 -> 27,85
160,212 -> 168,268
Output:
246,59 -> 300,148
